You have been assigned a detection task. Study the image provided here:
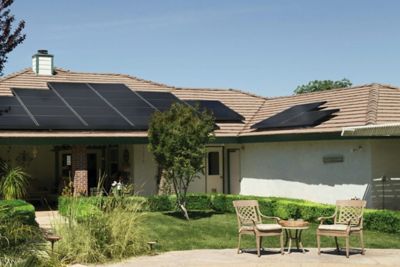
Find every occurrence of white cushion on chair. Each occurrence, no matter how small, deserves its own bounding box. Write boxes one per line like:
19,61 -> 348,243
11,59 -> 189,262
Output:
256,224 -> 282,232
318,224 -> 348,231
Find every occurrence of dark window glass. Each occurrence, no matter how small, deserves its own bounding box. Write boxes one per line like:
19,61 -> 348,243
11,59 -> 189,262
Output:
208,152 -> 220,175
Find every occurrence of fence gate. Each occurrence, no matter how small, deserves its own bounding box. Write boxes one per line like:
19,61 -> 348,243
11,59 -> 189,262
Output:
372,176 -> 400,210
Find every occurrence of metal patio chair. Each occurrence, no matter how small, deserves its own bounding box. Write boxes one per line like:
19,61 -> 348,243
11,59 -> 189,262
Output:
233,200 -> 284,257
317,199 -> 366,258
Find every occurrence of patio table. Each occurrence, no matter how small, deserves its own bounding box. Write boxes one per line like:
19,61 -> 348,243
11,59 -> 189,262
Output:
280,221 -> 309,254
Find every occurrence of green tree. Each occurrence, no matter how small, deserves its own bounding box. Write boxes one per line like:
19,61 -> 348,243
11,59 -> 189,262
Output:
148,103 -> 215,220
294,78 -> 352,94
0,0 -> 26,76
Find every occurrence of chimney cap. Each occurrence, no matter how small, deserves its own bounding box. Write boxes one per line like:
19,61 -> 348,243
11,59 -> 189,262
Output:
32,49 -> 53,58
37,49 -> 48,55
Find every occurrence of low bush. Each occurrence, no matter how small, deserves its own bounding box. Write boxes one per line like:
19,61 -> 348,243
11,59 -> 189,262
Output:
59,194 -> 400,234
0,199 -> 36,225
364,209 -> 400,234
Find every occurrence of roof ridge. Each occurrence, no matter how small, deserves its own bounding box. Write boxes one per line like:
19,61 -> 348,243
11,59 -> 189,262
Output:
366,84 -> 380,125
0,68 -> 32,82
55,67 -> 174,88
263,83 -> 399,100
227,88 -> 268,100
56,67 -> 268,100
238,98 -> 267,135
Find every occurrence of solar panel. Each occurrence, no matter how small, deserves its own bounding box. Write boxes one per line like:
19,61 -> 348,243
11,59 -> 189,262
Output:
252,101 -> 339,130
185,100 -> 244,122
88,83 -> 156,129
136,91 -> 182,112
0,95 -> 37,129
12,88 -> 86,129
49,82 -> 134,130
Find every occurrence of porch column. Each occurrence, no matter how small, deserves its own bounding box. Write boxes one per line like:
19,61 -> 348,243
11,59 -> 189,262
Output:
72,145 -> 88,196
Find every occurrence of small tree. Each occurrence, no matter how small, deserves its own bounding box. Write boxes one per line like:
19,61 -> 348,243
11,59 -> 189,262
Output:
0,0 -> 26,76
294,78 -> 352,94
148,103 -> 215,220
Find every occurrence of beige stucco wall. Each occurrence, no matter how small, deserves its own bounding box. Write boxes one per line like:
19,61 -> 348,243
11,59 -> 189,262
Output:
240,140 -> 372,205
0,145 -> 55,193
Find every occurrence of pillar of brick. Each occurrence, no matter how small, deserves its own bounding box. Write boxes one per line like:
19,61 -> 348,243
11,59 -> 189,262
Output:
71,145 -> 88,196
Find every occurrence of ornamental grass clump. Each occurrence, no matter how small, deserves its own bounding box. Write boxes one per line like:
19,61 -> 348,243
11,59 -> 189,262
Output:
54,196 -> 147,264
0,162 -> 30,200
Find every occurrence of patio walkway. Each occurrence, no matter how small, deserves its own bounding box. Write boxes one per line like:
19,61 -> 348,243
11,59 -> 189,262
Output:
90,248 -> 400,267
35,210 -> 61,230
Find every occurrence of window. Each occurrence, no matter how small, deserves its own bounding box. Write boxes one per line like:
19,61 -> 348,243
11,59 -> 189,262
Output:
61,154 -> 72,177
208,152 -> 220,175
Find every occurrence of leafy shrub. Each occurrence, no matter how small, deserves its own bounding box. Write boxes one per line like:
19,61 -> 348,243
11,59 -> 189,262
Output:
146,195 -> 174,211
364,209 -> 400,234
0,199 -> 36,225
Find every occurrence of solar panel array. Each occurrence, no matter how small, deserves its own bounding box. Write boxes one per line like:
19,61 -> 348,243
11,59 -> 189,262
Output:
251,101 -> 339,130
185,100 -> 244,122
0,82 -> 245,130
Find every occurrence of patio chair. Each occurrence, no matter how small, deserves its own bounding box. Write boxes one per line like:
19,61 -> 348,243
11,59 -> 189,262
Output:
233,200 -> 284,257
317,199 -> 366,258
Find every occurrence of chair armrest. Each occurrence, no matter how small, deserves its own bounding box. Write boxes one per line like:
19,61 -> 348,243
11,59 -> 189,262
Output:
259,212 -> 281,223
317,213 -> 336,224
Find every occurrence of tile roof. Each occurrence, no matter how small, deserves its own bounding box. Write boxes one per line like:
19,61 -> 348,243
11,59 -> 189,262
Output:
1,68 -> 399,138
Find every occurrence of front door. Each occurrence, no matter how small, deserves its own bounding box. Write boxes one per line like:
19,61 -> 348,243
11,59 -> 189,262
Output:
228,149 -> 241,194
206,147 -> 223,193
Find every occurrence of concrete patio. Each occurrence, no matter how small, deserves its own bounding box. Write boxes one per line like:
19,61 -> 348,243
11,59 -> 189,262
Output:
90,248 -> 400,267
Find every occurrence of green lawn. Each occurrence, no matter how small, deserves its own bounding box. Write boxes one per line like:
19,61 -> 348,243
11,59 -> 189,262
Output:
143,211 -> 400,252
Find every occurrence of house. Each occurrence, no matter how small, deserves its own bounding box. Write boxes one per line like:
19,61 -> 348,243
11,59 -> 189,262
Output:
0,50 -> 399,210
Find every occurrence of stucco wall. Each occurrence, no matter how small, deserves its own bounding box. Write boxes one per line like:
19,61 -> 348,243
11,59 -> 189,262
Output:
240,140 -> 372,205
0,145 -> 55,193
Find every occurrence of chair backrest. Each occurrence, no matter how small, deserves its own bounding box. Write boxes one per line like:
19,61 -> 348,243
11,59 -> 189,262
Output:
334,199 -> 366,226
232,200 -> 261,228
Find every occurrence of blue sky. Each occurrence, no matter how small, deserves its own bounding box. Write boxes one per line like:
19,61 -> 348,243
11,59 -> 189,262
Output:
4,0 -> 400,97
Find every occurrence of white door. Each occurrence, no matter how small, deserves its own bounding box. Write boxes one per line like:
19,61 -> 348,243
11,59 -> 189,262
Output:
229,149 -> 241,194
206,147 -> 223,193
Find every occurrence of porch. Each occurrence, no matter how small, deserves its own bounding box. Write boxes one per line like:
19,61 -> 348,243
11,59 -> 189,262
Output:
0,140 -> 240,205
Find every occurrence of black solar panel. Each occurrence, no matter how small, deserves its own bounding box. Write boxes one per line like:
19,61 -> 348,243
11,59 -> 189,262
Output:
12,89 -> 85,129
49,82 -> 134,130
251,101 -> 339,130
88,83 -> 156,129
185,100 -> 244,122
136,91 -> 182,112
0,95 -> 37,129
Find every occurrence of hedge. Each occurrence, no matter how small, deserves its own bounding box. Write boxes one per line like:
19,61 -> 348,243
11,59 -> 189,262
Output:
0,199 -> 36,225
58,194 -> 400,234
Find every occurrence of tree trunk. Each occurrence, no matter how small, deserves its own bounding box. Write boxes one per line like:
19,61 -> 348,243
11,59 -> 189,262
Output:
179,203 -> 190,220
